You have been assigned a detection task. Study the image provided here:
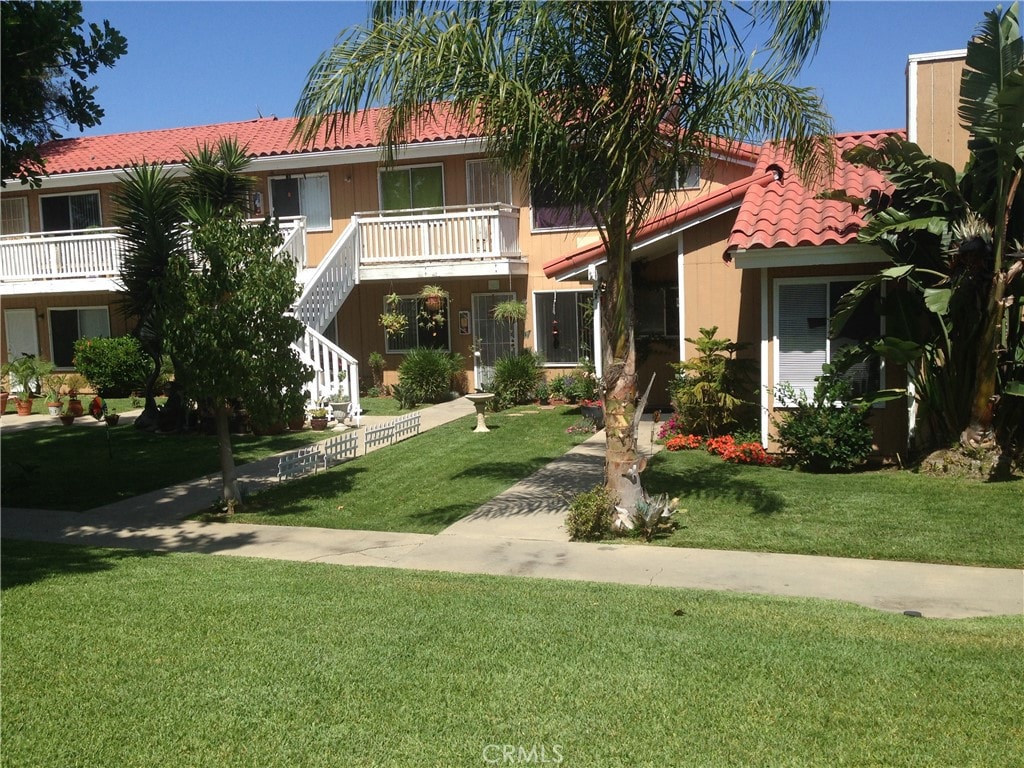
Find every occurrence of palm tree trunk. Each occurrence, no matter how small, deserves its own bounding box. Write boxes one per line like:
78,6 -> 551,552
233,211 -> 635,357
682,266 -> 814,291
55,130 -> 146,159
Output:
601,216 -> 641,524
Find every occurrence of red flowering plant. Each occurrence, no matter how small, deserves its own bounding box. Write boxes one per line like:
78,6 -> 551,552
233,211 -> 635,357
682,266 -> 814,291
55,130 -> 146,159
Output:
704,434 -> 778,466
665,434 -> 703,451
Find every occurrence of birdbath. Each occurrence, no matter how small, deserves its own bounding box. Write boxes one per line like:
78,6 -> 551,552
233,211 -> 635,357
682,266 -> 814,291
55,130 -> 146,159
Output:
465,392 -> 495,432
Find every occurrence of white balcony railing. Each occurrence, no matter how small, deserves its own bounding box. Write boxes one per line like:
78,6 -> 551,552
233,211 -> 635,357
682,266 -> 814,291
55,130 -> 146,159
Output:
357,205 -> 522,266
0,216 -> 308,283
0,227 -> 124,281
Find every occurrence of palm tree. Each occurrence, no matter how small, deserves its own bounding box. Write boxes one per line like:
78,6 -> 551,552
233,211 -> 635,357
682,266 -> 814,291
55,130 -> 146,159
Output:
112,163 -> 186,428
294,0 -> 833,513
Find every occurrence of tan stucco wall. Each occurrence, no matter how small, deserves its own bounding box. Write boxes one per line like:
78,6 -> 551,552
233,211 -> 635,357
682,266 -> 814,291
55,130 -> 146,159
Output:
910,54 -> 969,169
0,290 -> 128,369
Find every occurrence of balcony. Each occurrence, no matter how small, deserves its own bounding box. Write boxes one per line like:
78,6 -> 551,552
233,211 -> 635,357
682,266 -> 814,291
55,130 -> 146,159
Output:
355,204 -> 527,280
0,217 -> 309,296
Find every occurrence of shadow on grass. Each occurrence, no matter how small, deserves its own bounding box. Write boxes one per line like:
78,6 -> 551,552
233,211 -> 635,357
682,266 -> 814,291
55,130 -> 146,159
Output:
1,538 -> 164,589
645,454 -> 787,516
229,465 -> 368,520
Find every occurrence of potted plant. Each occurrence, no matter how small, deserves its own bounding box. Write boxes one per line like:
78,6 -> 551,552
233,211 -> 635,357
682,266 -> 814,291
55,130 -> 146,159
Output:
419,284 -> 449,311
580,398 -> 605,429
492,298 -> 527,323
63,373 -> 87,417
379,293 -> 409,338
309,407 -> 329,430
6,355 -> 54,416
535,380 -> 551,406
59,403 -> 76,426
104,408 -> 120,426
42,374 -> 67,416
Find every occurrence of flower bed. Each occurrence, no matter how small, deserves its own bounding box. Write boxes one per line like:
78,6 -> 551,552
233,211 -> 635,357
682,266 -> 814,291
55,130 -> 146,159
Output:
665,432 -> 778,466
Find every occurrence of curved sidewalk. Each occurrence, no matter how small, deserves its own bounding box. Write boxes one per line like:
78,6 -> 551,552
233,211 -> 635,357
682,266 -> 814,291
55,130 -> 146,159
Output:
2,400 -> 1022,619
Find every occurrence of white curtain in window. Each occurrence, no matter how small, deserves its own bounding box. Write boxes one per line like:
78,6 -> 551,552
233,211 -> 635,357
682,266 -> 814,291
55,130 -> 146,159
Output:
777,283 -> 828,400
79,308 -> 111,340
299,175 -> 331,230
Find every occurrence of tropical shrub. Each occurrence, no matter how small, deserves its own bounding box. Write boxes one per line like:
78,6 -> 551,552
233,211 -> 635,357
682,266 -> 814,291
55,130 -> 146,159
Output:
668,326 -> 756,437
491,352 -> 542,409
821,4 -> 1024,455
565,484 -> 615,541
396,348 -> 464,405
72,336 -> 149,397
773,366 -> 874,472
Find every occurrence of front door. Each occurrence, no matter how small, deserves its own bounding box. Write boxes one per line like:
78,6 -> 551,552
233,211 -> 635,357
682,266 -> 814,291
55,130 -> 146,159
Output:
471,292 -> 516,390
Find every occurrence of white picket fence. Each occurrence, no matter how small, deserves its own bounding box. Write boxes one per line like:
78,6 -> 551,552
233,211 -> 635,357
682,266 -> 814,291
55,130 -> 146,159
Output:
276,411 -> 422,482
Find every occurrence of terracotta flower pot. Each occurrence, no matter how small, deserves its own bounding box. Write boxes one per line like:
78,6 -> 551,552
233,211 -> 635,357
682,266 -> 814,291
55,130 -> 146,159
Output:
16,398 -> 33,416
104,414 -> 120,426
67,398 -> 84,417
310,416 -> 329,430
59,413 -> 76,426
0,392 -> 9,414
47,402 -> 62,416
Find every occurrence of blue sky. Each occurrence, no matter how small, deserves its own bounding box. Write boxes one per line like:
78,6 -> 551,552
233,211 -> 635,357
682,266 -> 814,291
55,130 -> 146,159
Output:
78,0 -> 993,137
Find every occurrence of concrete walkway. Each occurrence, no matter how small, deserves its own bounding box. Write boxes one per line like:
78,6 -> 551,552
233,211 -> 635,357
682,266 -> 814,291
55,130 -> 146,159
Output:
2,399 -> 1022,619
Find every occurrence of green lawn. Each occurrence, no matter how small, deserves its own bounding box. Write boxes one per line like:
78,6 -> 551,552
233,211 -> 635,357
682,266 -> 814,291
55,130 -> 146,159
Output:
219,407 -> 589,533
2,539 -> 1021,768
0,423 -> 327,511
644,448 -> 1024,568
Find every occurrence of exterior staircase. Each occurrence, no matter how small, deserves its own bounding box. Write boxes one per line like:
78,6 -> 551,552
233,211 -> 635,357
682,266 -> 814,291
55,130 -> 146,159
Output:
290,221 -> 362,421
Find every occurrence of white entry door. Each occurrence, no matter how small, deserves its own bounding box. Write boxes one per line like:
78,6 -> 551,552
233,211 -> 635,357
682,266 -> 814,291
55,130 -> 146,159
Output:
5,308 -> 40,361
471,292 -> 516,390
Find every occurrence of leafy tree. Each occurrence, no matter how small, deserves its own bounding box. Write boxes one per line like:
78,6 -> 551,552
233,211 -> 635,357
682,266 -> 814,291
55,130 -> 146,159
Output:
114,139 -> 310,505
1,0 -> 127,185
163,212 -> 310,508
826,2 -> 1023,460
294,0 -> 832,511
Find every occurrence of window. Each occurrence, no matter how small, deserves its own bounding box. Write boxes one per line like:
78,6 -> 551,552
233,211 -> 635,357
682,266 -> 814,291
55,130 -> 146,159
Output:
635,286 -> 680,337
383,295 -> 451,353
380,165 -> 444,211
1,197 -> 29,234
40,192 -> 101,232
531,177 -> 596,231
534,290 -> 593,365
48,307 -> 110,368
775,279 -> 881,400
656,163 -> 701,191
269,174 -> 331,231
466,160 -> 512,205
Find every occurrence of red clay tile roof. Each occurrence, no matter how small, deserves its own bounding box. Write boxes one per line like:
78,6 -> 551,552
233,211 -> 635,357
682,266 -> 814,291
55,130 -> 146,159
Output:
726,130 -> 904,254
543,170 -> 777,279
36,104 -> 482,175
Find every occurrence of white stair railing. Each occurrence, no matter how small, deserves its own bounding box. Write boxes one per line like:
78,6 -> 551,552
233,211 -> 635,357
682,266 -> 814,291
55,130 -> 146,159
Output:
293,324 -> 361,421
293,219 -> 360,333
